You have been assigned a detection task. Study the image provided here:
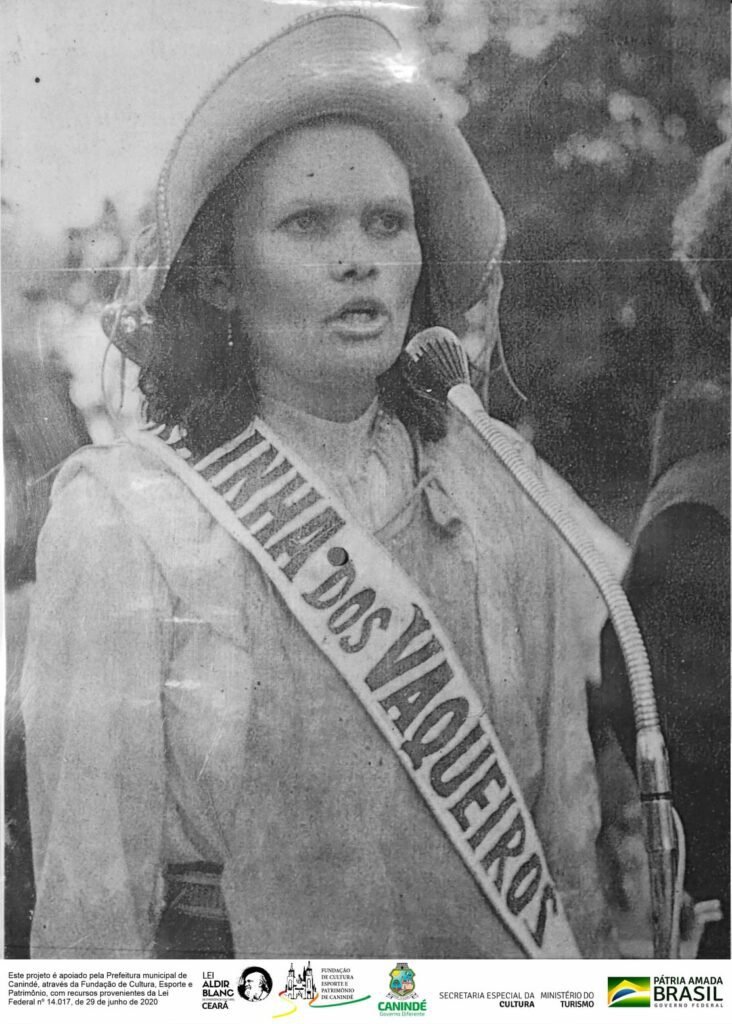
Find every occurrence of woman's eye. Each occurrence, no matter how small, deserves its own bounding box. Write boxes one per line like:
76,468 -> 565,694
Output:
281,211 -> 323,234
369,210 -> 408,237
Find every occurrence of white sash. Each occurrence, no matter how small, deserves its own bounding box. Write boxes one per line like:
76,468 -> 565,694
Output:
131,418 -> 580,958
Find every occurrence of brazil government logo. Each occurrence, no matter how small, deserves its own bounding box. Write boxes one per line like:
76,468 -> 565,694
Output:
389,963 -> 417,999
608,978 -> 651,1008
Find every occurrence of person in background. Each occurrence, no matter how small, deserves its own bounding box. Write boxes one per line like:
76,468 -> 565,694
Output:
601,139 -> 730,958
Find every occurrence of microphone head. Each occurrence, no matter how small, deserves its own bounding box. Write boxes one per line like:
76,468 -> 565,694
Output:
403,327 -> 471,405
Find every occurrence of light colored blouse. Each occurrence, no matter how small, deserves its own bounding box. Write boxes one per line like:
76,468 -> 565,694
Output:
22,403 -> 625,958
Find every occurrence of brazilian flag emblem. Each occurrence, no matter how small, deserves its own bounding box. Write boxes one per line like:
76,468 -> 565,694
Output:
608,978 -> 651,1007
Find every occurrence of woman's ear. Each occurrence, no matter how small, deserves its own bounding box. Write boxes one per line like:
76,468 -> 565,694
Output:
197,264 -> 237,312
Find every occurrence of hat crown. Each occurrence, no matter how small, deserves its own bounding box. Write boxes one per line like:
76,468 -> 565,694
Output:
158,10 -> 412,268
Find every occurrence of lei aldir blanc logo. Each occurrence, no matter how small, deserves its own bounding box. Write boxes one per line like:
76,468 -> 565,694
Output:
608,978 -> 651,1008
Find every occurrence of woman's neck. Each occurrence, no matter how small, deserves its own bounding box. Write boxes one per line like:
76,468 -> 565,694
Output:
257,369 -> 378,423
258,392 -> 380,481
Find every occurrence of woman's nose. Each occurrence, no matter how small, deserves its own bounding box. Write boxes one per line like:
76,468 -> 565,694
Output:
329,226 -> 379,282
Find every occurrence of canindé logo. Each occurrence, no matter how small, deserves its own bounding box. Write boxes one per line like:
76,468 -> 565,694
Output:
389,963 -> 417,999
378,963 -> 426,1017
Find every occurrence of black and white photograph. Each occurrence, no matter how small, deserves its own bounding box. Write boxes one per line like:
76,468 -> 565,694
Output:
2,0 -> 729,988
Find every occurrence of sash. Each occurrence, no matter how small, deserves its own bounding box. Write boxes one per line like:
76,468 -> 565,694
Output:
131,417 -> 580,958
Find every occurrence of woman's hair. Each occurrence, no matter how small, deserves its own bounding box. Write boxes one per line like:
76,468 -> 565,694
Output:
138,126 -> 447,456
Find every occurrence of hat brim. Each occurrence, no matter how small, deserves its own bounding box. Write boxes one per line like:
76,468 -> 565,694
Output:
158,9 -> 504,329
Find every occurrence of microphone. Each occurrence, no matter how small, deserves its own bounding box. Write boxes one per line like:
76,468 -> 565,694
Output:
404,326 -> 681,959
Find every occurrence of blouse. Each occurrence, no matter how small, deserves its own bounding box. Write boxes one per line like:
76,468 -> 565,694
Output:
21,401 -> 626,958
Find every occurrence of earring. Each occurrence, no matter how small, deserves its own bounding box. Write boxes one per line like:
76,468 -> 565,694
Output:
227,318 -> 234,350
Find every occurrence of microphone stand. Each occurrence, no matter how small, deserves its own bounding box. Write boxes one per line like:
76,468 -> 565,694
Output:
405,333 -> 681,958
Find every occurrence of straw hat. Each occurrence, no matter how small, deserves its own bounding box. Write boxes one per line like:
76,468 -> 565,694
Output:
105,7 -> 505,363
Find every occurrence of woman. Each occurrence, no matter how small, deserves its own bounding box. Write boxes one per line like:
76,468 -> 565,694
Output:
22,9 -> 623,959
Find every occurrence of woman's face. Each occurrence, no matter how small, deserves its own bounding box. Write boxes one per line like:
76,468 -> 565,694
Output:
231,122 -> 423,418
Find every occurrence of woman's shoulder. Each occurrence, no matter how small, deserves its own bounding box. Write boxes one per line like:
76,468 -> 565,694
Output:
427,411 -> 543,525
51,435 -> 208,520
45,437 -> 208,557
40,435 -> 259,647
430,411 -> 628,575
53,437 -> 179,501
435,408 -> 535,461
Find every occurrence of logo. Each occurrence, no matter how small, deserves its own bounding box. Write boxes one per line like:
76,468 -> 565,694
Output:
285,962 -> 317,1001
653,975 -> 723,1006
608,978 -> 651,1008
378,963 -> 426,1017
202,972 -> 236,1010
389,963 -> 417,999
237,966 -> 273,1002
274,963 -> 370,1012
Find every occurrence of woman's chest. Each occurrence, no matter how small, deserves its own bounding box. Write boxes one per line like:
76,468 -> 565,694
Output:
159,502 -> 542,813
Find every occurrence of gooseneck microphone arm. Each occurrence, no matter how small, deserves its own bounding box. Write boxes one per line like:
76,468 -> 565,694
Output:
404,327 -> 681,959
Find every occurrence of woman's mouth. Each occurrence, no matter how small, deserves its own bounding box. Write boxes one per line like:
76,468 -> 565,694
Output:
327,299 -> 390,338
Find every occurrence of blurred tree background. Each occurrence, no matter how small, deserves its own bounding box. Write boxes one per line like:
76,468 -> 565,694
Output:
457,0 -> 730,529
